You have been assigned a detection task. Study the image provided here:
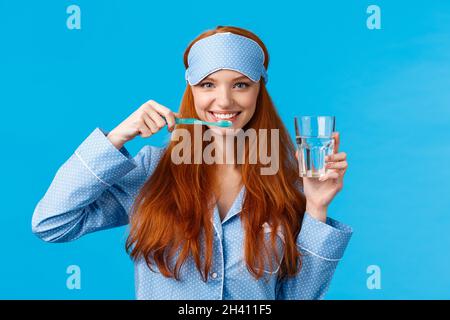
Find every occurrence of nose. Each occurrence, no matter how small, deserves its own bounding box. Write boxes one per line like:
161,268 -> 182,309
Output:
215,86 -> 233,108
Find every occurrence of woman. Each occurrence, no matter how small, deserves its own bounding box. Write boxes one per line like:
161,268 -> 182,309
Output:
32,26 -> 352,300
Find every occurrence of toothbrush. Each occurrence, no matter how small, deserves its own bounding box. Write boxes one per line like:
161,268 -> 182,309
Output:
163,117 -> 233,128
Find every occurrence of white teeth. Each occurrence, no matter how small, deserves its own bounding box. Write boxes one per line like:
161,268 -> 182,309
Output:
212,112 -> 238,119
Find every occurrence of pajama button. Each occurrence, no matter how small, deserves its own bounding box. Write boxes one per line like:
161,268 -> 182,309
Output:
211,272 -> 218,279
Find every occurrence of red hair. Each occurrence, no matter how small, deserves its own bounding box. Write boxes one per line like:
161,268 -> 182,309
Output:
126,26 -> 306,282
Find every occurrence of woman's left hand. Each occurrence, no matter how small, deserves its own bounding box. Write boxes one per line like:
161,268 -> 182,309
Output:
298,132 -> 348,222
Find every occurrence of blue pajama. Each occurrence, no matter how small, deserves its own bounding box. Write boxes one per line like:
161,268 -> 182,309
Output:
32,128 -> 353,300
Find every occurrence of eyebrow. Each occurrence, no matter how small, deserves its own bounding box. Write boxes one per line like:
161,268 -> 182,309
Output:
202,75 -> 250,82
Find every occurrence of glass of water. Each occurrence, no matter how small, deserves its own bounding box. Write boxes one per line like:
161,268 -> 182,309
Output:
294,116 -> 336,178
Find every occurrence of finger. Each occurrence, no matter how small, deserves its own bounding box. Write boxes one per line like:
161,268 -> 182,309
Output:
319,170 -> 340,181
142,112 -> 159,134
144,100 -> 180,120
138,118 -> 153,138
145,105 -> 167,129
332,131 -> 340,154
143,101 -> 167,127
326,161 -> 348,170
150,100 -> 171,112
153,104 -> 178,131
156,110 -> 176,132
163,112 -> 177,132
147,99 -> 171,115
295,150 -> 299,160
325,152 -> 346,162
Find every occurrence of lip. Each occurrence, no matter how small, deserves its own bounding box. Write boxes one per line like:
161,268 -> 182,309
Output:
208,111 -> 241,122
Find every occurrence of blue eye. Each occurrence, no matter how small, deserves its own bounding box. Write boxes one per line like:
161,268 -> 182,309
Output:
200,82 -> 214,88
235,82 -> 250,89
199,81 -> 250,89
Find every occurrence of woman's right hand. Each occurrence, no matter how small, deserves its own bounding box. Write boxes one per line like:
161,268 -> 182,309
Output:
107,100 -> 178,149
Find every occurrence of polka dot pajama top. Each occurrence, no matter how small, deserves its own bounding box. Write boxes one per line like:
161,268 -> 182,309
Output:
32,128 -> 353,300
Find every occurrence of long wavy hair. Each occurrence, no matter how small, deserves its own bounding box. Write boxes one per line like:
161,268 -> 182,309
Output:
126,26 -> 306,282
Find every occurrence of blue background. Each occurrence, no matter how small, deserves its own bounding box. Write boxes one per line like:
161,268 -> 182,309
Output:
1,0 -> 449,299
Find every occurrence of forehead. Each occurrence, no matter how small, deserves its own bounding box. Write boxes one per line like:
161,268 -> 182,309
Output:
202,69 -> 251,82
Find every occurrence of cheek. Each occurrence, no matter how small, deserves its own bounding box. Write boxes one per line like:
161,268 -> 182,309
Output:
237,93 -> 258,114
193,94 -> 213,113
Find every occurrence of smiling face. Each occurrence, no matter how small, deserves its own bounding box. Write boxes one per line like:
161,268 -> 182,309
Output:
190,69 -> 261,134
